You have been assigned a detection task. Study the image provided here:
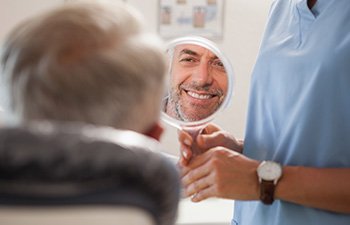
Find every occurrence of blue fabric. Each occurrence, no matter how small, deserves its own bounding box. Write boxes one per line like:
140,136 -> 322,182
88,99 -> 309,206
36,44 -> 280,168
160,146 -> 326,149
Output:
234,0 -> 350,224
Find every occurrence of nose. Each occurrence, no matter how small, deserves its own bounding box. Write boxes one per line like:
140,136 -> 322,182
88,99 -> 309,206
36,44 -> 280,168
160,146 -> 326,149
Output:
192,60 -> 213,85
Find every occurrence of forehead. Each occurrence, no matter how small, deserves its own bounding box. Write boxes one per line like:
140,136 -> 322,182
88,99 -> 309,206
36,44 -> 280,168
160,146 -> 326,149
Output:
174,44 -> 217,58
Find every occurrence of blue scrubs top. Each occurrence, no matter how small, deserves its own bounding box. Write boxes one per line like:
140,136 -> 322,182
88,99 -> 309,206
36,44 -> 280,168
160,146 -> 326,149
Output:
233,0 -> 350,224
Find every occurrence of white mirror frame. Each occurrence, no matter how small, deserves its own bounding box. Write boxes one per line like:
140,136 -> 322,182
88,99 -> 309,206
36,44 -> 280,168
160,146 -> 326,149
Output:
161,35 -> 235,129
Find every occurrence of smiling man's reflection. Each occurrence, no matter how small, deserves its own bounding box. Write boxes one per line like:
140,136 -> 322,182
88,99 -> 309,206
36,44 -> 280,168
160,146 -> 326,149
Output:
165,44 -> 228,122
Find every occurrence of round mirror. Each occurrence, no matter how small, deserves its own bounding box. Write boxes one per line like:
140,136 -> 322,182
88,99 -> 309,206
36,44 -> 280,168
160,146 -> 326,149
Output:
162,36 -> 234,129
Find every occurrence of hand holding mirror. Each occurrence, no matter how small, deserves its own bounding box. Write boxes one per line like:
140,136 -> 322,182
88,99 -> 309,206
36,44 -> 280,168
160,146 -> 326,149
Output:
162,36 -> 234,157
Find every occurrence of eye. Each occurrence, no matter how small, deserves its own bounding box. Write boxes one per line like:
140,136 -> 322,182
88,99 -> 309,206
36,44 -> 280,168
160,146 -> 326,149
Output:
210,59 -> 225,71
179,56 -> 199,65
180,57 -> 195,62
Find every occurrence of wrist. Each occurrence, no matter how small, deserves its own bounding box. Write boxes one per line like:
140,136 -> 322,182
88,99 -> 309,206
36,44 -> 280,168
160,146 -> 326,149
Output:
257,161 -> 283,204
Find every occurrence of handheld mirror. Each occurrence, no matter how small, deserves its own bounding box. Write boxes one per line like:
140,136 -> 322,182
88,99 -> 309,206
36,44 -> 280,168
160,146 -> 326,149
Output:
161,36 -> 234,152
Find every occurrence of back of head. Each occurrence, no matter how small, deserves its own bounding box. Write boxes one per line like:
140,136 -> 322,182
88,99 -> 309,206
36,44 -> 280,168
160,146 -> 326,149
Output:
0,2 -> 167,133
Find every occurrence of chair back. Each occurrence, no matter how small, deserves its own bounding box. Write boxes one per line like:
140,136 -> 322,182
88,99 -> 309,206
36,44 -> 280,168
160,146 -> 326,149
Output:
0,123 -> 180,225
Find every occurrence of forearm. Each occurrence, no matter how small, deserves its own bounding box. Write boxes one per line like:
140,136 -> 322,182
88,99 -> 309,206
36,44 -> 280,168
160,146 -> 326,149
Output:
275,167 -> 350,214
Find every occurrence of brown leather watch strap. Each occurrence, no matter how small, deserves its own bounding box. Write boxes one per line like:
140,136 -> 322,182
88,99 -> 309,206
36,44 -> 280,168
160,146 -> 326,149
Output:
260,180 -> 275,205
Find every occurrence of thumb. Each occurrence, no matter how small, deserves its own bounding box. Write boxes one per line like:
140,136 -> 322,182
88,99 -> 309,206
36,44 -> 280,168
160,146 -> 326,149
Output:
196,132 -> 225,150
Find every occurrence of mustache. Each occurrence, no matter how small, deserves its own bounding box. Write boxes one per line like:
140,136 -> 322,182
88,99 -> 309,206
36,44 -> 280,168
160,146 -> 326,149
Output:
179,82 -> 224,97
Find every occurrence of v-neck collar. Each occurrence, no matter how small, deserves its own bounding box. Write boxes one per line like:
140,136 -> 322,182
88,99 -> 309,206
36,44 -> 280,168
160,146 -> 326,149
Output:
310,0 -> 333,17
295,0 -> 332,19
293,0 -> 333,46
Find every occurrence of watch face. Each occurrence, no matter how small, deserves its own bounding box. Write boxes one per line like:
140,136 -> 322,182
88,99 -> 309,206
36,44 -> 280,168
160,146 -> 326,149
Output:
257,161 -> 282,181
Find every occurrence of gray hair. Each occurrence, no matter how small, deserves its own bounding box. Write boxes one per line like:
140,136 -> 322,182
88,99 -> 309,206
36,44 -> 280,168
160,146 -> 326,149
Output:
0,2 -> 167,133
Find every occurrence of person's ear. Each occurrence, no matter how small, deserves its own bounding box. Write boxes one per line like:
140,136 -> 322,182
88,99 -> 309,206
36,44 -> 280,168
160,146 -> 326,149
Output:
144,122 -> 164,141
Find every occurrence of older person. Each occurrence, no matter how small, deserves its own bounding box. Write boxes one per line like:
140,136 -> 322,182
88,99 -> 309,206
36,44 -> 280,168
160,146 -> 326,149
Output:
0,2 -> 166,140
0,3 -> 180,225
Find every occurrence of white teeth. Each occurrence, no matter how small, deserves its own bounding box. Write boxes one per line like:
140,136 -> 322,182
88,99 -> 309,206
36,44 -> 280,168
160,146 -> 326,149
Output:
187,91 -> 211,99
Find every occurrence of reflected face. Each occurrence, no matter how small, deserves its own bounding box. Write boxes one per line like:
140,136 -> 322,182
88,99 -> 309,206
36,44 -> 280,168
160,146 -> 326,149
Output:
165,44 -> 228,121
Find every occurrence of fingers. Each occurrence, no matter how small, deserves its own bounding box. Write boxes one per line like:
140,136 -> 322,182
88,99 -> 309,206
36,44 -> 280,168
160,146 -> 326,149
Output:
183,171 -> 217,202
196,123 -> 227,149
191,185 -> 216,202
179,144 -> 192,166
180,150 -> 213,177
197,131 -> 227,149
178,130 -> 193,165
181,150 -> 220,202
197,130 -> 243,153
182,162 -> 216,202
184,171 -> 214,196
182,160 -> 211,187
202,123 -> 221,134
178,129 -> 193,145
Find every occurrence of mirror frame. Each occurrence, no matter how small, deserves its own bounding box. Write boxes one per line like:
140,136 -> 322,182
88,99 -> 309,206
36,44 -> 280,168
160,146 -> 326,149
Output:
161,35 -> 235,129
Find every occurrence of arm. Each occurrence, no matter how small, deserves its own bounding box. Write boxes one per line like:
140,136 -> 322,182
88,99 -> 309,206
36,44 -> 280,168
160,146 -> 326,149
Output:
179,124 -> 350,214
276,166 -> 350,214
181,147 -> 350,214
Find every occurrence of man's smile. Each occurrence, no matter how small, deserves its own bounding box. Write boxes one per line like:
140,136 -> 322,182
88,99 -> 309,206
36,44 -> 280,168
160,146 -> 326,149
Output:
186,90 -> 214,100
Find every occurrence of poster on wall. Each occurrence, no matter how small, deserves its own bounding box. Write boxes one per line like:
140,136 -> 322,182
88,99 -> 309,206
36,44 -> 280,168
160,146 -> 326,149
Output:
159,0 -> 225,39
65,0 -> 126,3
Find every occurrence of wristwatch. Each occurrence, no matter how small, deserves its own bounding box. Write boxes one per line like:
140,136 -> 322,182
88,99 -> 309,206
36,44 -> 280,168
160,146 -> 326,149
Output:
257,161 -> 282,205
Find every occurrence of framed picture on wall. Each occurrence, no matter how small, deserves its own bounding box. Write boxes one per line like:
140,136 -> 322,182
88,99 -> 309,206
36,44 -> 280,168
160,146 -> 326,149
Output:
158,0 -> 225,39
64,0 -> 126,3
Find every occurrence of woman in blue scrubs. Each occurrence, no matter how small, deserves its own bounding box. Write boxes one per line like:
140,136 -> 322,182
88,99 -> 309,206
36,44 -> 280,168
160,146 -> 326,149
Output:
179,0 -> 350,224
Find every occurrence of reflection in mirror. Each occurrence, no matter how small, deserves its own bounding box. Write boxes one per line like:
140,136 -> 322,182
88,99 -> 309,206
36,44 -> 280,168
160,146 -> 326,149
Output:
163,43 -> 228,122
161,36 -> 234,156
161,36 -> 234,133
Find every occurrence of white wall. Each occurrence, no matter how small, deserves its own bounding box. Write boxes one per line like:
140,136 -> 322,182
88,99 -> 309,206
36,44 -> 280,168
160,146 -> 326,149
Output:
0,0 -> 272,155
0,0 -> 63,43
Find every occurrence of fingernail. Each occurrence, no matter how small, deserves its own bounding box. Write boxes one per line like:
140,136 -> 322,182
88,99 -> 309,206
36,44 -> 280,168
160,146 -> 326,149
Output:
191,193 -> 199,202
182,150 -> 188,159
184,138 -> 191,146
